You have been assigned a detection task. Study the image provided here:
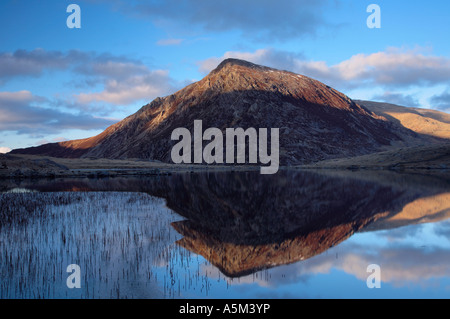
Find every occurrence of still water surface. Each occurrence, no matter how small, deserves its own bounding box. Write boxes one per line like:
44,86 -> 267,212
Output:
1,169 -> 449,298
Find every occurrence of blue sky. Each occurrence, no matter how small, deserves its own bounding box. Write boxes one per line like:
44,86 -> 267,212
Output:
1,0 -> 450,152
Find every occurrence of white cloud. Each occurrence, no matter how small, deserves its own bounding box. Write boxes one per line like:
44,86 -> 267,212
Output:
76,70 -> 173,105
0,147 -> 11,154
302,47 -> 450,87
0,90 -> 45,104
198,48 -> 303,74
199,47 -> 450,90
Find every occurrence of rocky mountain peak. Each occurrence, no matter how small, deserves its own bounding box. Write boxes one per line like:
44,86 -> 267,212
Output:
210,58 -> 271,74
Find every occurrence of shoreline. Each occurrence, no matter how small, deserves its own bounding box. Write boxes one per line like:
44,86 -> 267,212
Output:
1,164 -> 449,180
1,148 -> 449,180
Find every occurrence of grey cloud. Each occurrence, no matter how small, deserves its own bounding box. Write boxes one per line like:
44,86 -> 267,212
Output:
434,221 -> 450,237
0,91 -> 116,135
86,0 -> 332,41
430,90 -> 450,112
371,92 -> 420,107
0,48 -> 177,110
73,53 -> 149,79
0,49 -> 148,82
0,49 -> 91,81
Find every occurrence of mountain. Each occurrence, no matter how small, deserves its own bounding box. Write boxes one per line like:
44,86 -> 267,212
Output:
10,58 -> 443,165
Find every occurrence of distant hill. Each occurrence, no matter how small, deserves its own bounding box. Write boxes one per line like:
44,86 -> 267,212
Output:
303,142 -> 450,169
356,100 -> 450,141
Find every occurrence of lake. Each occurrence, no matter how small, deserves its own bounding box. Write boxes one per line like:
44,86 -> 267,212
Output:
1,169 -> 450,299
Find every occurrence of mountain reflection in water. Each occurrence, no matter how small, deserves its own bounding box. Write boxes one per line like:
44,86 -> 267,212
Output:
1,169 -> 449,298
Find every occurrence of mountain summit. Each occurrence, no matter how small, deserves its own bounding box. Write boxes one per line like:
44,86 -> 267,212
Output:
11,58 -> 427,165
